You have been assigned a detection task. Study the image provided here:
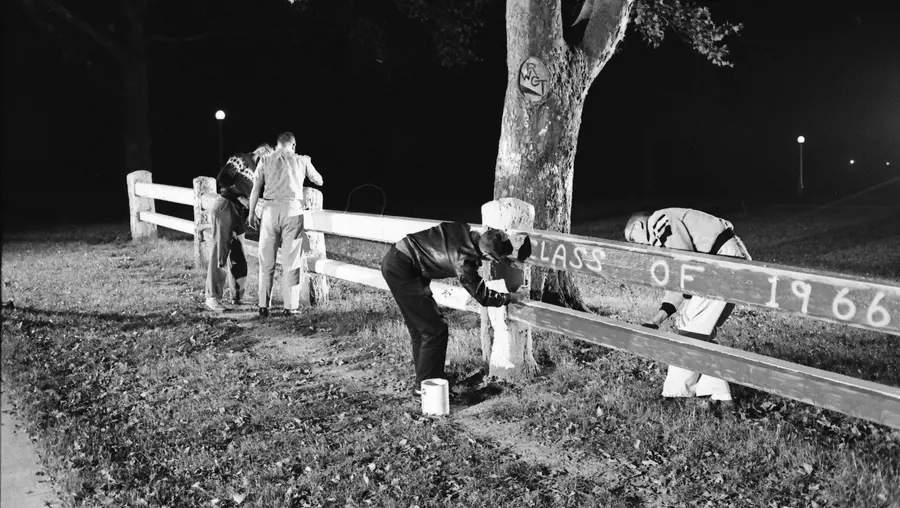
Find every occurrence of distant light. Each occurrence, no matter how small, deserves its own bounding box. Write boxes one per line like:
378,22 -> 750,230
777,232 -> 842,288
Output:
215,110 -> 226,120
797,136 -> 805,144
850,159 -> 855,164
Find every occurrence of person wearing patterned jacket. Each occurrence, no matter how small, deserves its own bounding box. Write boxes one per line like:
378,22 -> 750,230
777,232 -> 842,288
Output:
205,143 -> 273,311
624,207 -> 751,405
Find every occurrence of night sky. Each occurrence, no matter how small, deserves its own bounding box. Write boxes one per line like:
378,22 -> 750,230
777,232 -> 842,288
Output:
2,0 -> 898,230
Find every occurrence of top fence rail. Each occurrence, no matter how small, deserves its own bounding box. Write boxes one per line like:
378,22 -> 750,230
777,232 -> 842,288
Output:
302,210 -> 900,336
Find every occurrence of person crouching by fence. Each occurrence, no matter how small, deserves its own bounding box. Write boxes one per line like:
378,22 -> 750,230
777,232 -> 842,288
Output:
205,143 -> 273,311
381,222 -> 529,398
248,132 -> 323,318
624,207 -> 751,407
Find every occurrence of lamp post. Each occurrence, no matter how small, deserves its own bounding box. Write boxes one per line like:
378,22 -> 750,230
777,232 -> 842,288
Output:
796,135 -> 805,196
215,110 -> 226,167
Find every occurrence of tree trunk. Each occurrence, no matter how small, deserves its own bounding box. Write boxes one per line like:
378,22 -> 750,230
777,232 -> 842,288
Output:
493,1 -> 595,311
123,56 -> 152,175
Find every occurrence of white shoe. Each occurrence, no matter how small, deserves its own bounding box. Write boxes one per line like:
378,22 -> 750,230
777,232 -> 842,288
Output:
205,298 -> 227,312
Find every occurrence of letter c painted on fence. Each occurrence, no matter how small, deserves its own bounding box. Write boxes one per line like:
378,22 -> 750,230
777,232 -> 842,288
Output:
650,260 -> 670,286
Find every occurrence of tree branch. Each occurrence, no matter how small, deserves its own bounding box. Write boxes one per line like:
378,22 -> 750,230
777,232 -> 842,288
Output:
577,0 -> 634,73
631,0 -> 743,67
20,0 -> 59,35
32,0 -> 130,63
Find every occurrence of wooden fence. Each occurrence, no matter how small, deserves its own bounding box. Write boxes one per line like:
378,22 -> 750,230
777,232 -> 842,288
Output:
126,171 -> 900,429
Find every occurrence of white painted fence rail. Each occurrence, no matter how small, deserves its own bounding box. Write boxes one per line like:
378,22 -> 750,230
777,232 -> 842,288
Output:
125,171 -> 900,430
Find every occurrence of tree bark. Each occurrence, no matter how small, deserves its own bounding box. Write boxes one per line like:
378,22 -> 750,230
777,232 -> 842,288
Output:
493,0 -> 632,311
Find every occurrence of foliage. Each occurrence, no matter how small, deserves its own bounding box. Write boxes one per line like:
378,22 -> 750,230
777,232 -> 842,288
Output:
632,0 -> 743,67
287,0 -> 742,67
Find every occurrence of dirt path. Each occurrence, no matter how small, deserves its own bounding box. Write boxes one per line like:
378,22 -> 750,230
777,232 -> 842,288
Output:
227,315 -> 668,503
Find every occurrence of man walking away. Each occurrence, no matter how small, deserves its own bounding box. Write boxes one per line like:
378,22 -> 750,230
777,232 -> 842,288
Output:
381,222 -> 529,397
624,207 -> 751,406
248,132 -> 323,317
205,143 -> 273,311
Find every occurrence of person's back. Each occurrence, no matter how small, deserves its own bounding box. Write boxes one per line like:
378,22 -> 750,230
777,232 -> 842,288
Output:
258,151 -> 308,201
217,153 -> 255,202
257,143 -> 322,203
403,222 -> 481,281
248,132 -> 325,316
646,207 -> 735,254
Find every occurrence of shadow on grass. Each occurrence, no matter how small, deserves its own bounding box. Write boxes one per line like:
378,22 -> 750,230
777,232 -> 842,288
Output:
1,221 -> 193,245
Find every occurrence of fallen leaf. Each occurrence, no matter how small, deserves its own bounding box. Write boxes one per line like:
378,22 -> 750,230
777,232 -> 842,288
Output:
803,463 -> 814,475
232,492 -> 246,504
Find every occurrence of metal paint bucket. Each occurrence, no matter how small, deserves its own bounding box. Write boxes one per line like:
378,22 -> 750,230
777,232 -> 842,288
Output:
420,378 -> 450,416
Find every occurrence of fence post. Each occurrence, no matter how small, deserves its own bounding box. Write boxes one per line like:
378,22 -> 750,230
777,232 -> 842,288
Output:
193,176 -> 216,266
480,198 -> 536,381
126,170 -> 157,241
300,188 -> 329,306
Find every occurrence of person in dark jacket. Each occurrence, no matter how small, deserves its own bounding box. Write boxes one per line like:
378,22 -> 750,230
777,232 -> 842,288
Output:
205,143 -> 273,311
381,221 -> 529,396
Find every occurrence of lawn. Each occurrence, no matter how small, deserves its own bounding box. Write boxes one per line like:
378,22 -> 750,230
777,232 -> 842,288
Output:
1,203 -> 899,508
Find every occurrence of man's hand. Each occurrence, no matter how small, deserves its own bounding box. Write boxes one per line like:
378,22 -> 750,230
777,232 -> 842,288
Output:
508,289 -> 529,305
249,213 -> 260,230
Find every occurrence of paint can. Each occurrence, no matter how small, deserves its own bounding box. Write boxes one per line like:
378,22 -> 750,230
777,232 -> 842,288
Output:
420,378 -> 450,416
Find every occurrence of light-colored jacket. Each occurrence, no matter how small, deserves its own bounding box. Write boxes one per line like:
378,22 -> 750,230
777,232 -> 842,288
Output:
647,207 -> 746,309
646,207 -> 733,254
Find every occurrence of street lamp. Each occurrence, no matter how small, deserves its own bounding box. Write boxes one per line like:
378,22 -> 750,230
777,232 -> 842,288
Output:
215,110 -> 226,167
849,159 -> 855,165
796,135 -> 805,196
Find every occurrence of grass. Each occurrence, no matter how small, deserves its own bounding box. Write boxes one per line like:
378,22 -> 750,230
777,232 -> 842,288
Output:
2,203 -> 899,507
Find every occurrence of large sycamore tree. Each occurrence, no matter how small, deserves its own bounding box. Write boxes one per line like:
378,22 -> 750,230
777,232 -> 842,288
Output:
493,0 -> 741,308
316,0 -> 742,309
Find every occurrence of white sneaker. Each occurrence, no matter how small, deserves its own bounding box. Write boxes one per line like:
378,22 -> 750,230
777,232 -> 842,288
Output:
205,298 -> 227,312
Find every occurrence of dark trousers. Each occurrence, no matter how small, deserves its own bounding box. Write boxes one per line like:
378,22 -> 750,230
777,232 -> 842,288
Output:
206,196 -> 248,301
380,246 -> 449,388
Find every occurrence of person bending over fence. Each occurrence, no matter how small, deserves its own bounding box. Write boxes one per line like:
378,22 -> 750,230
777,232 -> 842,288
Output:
381,222 -> 529,398
248,132 -> 323,317
205,143 -> 273,312
624,207 -> 751,406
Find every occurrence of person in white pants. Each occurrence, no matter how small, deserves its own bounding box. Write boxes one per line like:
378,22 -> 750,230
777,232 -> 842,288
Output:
248,132 -> 323,317
624,207 -> 751,405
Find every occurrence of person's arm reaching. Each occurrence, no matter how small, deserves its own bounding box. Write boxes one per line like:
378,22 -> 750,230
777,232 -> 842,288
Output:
643,212 -> 695,328
304,156 -> 323,186
457,259 -> 526,307
248,163 -> 264,230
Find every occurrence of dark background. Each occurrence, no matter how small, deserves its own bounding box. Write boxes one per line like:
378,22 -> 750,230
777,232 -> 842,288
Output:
2,0 -> 898,230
